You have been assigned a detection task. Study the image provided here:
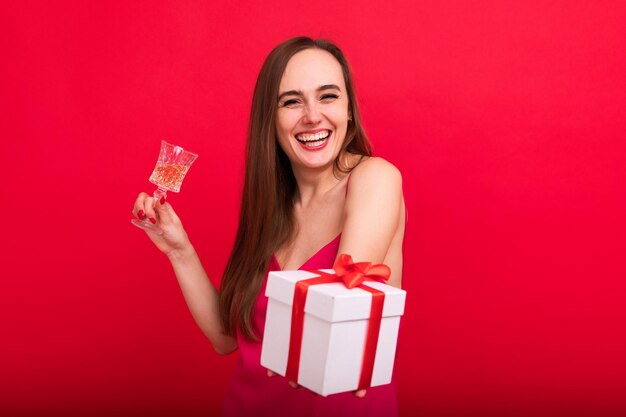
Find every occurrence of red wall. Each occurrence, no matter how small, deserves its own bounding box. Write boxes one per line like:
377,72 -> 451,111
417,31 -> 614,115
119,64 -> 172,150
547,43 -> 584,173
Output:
2,1 -> 625,416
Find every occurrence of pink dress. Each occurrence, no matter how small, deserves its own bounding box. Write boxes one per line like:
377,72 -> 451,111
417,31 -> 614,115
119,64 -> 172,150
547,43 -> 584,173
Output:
220,234 -> 400,417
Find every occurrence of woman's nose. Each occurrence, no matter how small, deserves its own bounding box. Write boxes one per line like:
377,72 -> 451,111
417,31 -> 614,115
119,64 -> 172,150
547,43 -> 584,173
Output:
302,102 -> 321,124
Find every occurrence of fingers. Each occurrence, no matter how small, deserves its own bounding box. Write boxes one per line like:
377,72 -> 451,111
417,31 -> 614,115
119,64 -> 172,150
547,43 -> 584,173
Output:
133,193 -> 158,224
288,381 -> 304,390
264,368 -> 365,397
266,370 -> 302,390
132,192 -> 151,220
133,193 -> 181,228
265,370 -> 298,388
154,199 -> 180,227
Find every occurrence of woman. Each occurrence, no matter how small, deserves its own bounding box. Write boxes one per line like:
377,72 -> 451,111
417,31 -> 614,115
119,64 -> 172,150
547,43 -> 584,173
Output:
132,37 -> 405,417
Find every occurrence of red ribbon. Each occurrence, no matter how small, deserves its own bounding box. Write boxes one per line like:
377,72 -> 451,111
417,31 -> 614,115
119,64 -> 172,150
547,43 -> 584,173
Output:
285,254 -> 391,391
333,254 -> 391,289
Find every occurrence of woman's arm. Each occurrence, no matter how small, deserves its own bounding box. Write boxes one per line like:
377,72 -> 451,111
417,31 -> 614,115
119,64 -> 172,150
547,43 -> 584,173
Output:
167,244 -> 238,355
133,193 -> 238,355
338,157 -> 404,288
336,157 -> 404,397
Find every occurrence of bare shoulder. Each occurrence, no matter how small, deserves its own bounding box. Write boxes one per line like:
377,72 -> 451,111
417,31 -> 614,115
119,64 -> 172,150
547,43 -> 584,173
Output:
343,156 -> 403,226
347,156 -> 403,198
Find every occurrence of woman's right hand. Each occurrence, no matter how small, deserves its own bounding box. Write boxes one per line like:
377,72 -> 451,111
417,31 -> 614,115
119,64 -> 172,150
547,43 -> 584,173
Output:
132,192 -> 191,257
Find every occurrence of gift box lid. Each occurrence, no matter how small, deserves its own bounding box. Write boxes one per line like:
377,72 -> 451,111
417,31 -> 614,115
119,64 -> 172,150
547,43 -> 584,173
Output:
266,270 -> 406,322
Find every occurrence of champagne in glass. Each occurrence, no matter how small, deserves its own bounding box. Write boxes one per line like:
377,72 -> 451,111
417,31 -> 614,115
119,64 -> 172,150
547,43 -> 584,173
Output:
149,162 -> 190,192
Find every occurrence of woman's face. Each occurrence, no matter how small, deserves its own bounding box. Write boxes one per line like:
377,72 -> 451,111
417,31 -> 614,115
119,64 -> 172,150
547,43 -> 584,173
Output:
275,48 -> 350,171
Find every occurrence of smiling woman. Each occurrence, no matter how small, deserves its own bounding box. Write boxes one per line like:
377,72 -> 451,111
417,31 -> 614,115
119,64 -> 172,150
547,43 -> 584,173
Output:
275,49 -> 349,169
132,36 -> 405,417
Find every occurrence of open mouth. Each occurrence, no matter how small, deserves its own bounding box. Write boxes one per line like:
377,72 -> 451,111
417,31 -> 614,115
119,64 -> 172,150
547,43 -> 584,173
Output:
295,130 -> 331,148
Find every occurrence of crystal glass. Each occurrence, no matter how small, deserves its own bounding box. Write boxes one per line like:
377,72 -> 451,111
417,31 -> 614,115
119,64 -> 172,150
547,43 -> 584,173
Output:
131,140 -> 198,233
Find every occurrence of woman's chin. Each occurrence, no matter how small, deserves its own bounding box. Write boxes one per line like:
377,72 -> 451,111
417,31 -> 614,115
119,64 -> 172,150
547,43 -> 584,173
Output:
289,144 -> 338,169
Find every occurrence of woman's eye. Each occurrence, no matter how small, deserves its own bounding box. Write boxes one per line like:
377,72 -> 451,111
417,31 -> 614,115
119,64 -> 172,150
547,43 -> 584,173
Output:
281,99 -> 301,107
320,93 -> 339,101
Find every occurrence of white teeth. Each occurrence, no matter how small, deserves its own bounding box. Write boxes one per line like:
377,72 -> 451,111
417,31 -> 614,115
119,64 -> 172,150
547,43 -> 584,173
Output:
296,130 -> 330,142
304,139 -> 325,147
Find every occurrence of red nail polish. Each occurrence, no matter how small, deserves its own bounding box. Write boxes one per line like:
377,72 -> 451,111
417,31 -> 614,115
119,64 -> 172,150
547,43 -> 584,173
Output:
138,210 -> 145,219
160,197 -> 165,205
149,218 -> 156,224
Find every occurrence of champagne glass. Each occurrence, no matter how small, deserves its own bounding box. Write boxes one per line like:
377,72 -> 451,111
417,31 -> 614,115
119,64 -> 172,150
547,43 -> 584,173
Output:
131,140 -> 198,233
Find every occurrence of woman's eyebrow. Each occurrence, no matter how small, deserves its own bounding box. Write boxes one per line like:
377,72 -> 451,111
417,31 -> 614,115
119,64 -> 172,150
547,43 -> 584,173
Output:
277,84 -> 342,101
278,89 -> 301,101
318,84 -> 341,92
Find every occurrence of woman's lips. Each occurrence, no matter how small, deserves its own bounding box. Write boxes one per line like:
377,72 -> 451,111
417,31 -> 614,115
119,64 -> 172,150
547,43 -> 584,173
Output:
295,130 -> 331,151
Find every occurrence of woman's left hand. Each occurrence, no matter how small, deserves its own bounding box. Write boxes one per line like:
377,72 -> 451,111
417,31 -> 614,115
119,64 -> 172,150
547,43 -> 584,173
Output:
353,388 -> 367,398
267,369 -> 367,397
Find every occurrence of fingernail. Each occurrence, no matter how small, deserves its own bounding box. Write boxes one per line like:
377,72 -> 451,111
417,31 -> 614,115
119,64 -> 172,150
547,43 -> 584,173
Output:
149,217 -> 156,224
160,197 -> 165,205
138,210 -> 145,219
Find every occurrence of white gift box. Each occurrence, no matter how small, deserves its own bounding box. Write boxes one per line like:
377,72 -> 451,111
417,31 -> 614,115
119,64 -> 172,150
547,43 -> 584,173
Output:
260,269 -> 406,396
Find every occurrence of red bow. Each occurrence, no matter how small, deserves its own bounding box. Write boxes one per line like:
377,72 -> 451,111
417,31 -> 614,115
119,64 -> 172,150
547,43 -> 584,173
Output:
333,253 -> 391,289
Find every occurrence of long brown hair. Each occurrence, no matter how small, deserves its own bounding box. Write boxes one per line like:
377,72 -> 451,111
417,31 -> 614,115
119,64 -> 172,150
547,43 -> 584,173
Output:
219,37 -> 373,340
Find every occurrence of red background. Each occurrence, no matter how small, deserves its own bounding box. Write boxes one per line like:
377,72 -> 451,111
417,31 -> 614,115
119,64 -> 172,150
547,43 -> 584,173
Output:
2,1 -> 625,416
